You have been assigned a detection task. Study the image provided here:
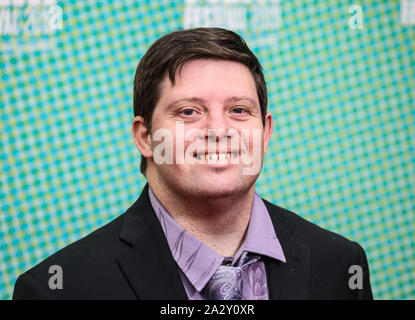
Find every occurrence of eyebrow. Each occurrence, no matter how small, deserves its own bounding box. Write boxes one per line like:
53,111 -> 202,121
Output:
166,97 -> 206,111
225,96 -> 259,108
165,96 -> 259,110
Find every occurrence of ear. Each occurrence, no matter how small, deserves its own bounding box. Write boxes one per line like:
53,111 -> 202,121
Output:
132,116 -> 153,158
263,112 -> 273,154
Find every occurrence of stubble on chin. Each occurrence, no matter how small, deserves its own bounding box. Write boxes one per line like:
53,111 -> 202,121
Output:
171,169 -> 259,200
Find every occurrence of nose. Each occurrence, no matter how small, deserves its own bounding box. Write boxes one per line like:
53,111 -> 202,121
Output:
203,108 -> 231,143
202,107 -> 236,152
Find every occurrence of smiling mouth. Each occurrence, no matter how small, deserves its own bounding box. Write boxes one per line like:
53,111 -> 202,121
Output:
193,151 -> 240,161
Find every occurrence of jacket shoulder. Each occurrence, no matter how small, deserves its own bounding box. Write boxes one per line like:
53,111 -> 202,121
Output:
263,198 -> 361,252
33,213 -> 125,268
13,213 -> 132,299
263,198 -> 373,299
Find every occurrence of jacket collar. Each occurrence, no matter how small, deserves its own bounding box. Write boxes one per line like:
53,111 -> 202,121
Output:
116,184 -> 310,300
263,199 -> 311,299
116,184 -> 188,299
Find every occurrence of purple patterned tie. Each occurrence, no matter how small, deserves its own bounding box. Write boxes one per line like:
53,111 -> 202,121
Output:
203,252 -> 260,300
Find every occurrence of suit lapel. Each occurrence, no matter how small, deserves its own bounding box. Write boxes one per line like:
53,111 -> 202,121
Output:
264,201 -> 311,299
115,186 -> 310,300
116,184 -> 188,300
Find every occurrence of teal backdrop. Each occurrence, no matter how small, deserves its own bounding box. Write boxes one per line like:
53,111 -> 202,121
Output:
1,0 -> 414,299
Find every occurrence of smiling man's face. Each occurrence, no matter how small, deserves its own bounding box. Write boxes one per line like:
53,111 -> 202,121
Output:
145,59 -> 273,199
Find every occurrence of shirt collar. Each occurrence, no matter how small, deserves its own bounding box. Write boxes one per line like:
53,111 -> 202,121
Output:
148,187 -> 286,292
236,192 -> 286,263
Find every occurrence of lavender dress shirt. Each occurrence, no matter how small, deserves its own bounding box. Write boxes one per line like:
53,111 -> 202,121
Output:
148,187 -> 286,300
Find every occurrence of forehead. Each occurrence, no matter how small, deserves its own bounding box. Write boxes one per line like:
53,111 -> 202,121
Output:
157,59 -> 259,106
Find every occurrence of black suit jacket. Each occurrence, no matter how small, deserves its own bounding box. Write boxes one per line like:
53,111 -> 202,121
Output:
13,184 -> 373,299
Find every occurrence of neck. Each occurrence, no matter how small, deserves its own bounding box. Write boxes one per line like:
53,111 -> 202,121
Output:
147,175 -> 256,257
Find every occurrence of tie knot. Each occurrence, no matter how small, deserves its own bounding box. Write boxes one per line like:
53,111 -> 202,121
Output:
202,252 -> 260,300
203,265 -> 243,300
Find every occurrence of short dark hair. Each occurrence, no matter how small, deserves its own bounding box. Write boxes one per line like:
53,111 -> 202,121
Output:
133,28 -> 268,177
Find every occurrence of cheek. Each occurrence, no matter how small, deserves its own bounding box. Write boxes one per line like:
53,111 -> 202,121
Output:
182,126 -> 205,152
173,131 -> 188,165
149,123 -> 176,166
239,127 -> 264,152
153,124 -> 202,165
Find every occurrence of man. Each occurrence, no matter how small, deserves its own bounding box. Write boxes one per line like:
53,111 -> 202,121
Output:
13,28 -> 373,300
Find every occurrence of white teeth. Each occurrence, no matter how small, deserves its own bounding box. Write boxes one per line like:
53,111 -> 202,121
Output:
194,152 -> 239,161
